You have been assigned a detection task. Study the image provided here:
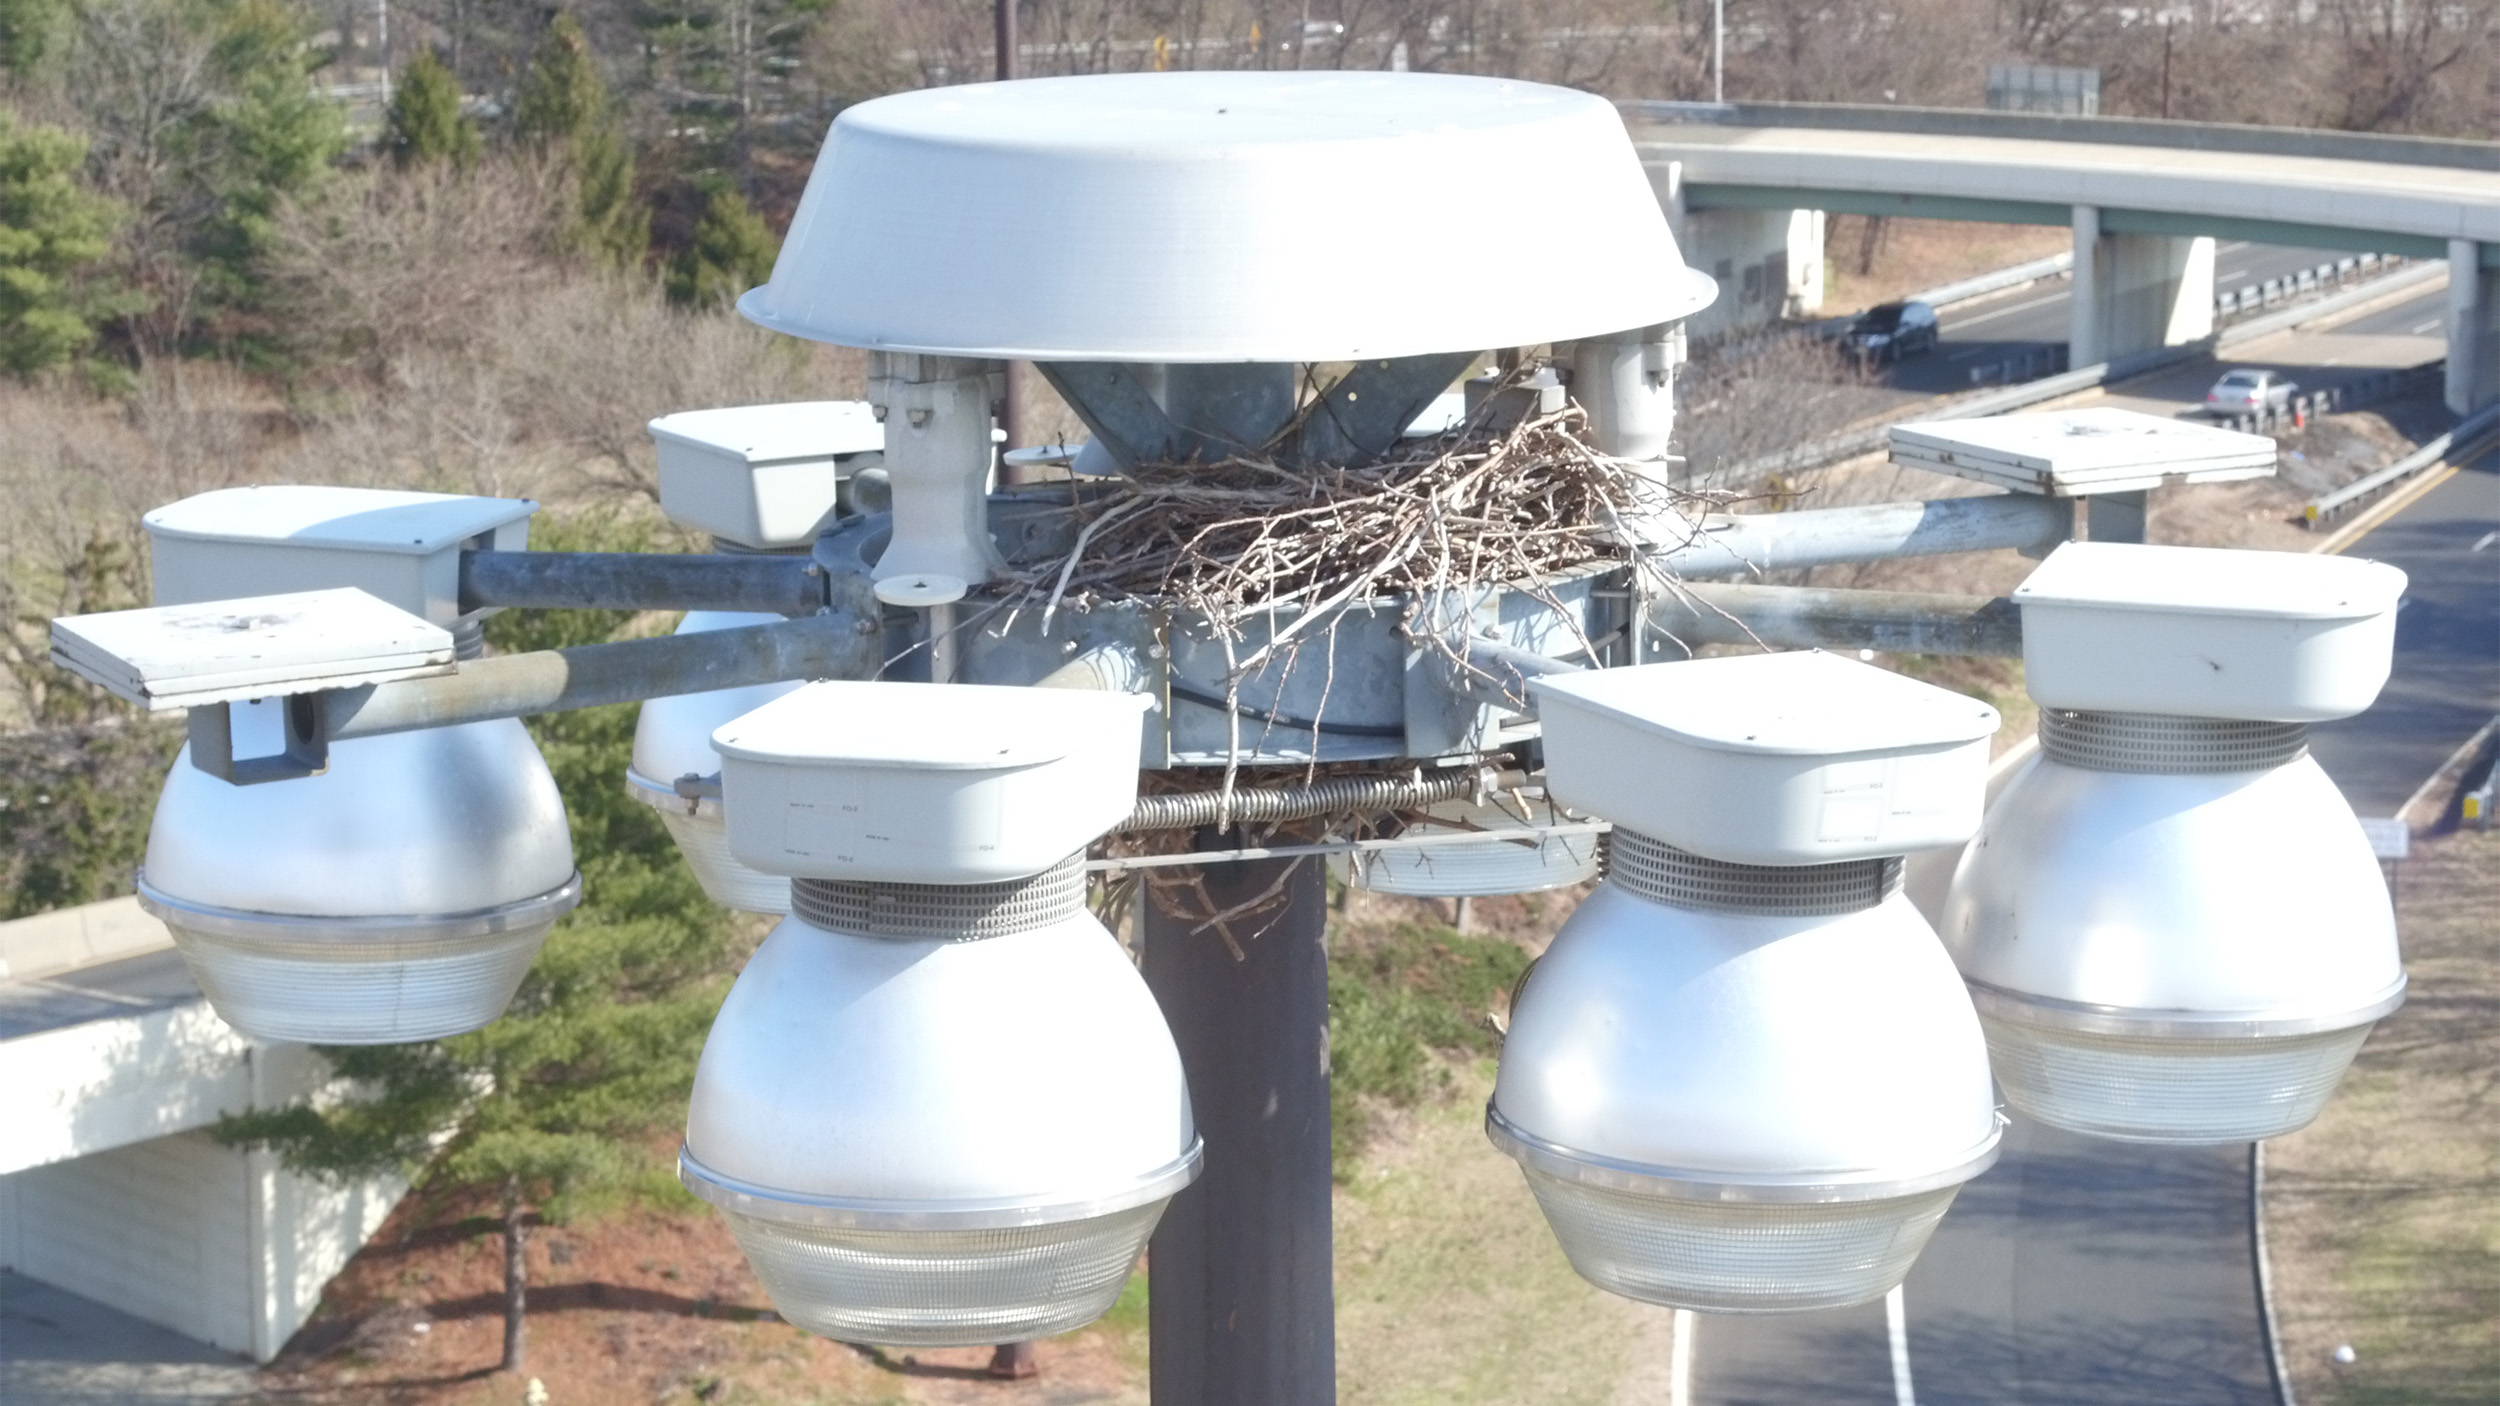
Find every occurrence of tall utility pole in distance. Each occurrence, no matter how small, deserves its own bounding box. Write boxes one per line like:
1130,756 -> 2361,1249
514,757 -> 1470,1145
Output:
1713,0 -> 1724,103
993,0 -> 1029,468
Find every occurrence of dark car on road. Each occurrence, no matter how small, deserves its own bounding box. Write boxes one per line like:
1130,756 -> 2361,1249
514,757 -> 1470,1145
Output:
1847,300 -> 1940,362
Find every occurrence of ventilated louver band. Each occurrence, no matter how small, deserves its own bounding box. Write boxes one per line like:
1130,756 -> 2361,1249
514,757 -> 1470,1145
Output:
1603,830 -> 1904,917
2039,710 -> 2309,774
789,855 -> 1089,941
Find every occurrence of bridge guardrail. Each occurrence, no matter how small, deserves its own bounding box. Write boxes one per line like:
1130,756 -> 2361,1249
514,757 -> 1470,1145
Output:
2304,400 -> 2500,528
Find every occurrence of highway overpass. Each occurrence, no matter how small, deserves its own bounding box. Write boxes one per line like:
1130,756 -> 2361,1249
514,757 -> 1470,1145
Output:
1625,102 -> 2500,416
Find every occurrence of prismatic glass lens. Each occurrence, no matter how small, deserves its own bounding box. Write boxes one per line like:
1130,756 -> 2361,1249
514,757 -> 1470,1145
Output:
1518,1168 -> 1959,1314
1980,1016 -> 2377,1144
721,1202 -> 1165,1346
169,919 -> 558,1045
653,806 -> 792,915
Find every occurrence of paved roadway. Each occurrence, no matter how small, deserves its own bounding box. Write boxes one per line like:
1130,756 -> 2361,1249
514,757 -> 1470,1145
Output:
1679,305 -> 2497,1406
1865,242 -> 2448,406
2308,440 -> 2500,816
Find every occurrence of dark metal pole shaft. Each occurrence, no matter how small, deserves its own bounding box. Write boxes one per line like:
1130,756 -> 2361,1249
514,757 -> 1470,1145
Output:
1143,852 -> 1336,1406
459,551 -> 830,617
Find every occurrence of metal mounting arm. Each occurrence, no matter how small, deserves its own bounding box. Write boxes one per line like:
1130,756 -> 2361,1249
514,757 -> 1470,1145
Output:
459,551 -> 832,617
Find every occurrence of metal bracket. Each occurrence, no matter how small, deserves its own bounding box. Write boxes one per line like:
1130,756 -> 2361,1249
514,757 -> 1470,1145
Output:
187,695 -> 330,785
1289,352 -> 1482,465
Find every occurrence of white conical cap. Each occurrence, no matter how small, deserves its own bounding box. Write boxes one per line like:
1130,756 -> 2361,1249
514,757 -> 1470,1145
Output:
740,72 -> 1715,362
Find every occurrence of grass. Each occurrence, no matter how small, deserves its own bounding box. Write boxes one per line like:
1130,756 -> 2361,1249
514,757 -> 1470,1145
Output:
2264,825 -> 2500,1404
1328,914 -> 1532,1175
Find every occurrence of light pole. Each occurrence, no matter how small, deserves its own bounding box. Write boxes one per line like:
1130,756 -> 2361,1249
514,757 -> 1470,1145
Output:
46,73 -> 2416,1404
1713,0 -> 1724,103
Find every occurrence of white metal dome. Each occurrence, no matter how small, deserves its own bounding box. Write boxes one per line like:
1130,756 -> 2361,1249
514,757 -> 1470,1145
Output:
740,72 -> 1715,361
629,611 -> 803,914
681,885 -> 1198,1344
1942,747 -> 2404,1143
1491,877 -> 2000,1313
137,713 -> 580,1043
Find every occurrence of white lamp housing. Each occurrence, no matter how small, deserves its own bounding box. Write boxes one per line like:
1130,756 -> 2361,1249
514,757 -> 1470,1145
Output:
627,611 -> 804,914
1944,543 -> 2410,1144
647,401 -> 883,551
131,487 -> 580,1043
1496,653 -> 2002,1313
681,682 -> 1197,1345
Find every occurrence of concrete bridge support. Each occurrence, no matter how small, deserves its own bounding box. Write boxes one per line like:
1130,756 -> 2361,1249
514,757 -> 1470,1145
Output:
2449,239 -> 2500,414
2070,205 -> 2214,366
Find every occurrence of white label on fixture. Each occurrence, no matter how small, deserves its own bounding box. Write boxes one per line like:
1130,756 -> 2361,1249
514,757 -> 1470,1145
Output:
1816,793 -> 1885,842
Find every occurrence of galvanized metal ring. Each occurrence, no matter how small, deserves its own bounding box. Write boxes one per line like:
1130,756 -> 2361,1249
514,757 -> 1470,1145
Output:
135,871 -> 584,945
676,1139 -> 1205,1231
1963,974 -> 2408,1039
1485,1102 -> 2002,1205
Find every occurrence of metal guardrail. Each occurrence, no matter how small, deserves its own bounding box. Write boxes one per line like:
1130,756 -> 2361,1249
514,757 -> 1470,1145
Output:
2216,254 -> 2403,321
2304,402 -> 2500,527
1707,260 -> 2449,486
1912,252 -> 2073,312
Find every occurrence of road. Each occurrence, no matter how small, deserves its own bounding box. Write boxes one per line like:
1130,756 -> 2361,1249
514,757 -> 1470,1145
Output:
1677,298 -> 2495,1406
2308,441 -> 2500,816
1863,242 -> 2449,410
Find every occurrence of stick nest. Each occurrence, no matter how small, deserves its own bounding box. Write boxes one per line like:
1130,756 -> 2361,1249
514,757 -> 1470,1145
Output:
989,397 -> 1725,659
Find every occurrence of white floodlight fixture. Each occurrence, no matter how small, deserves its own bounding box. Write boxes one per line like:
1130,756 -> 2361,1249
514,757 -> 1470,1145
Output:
1943,542 -> 2409,1143
646,401 -> 884,551
1889,408 -> 2278,497
1494,652 -> 2003,1313
679,681 -> 1198,1345
124,487 -> 581,1043
628,405 -> 883,913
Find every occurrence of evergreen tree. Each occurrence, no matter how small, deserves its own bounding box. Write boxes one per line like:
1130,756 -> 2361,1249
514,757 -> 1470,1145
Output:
218,518 -> 742,1374
382,48 -> 479,169
0,111 -> 132,374
513,11 -> 645,268
0,0 -> 68,77
664,182 -> 775,307
189,0 -> 349,298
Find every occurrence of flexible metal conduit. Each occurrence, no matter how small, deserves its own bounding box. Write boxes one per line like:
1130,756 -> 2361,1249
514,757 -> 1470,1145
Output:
1119,767 -> 1529,832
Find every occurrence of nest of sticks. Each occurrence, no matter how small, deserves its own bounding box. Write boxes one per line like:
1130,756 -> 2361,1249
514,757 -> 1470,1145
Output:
990,383 -> 1728,954
985,392 -> 1729,680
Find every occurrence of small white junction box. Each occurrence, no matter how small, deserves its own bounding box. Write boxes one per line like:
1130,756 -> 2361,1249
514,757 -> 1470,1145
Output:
2014,542 -> 2405,721
1532,651 -> 1999,865
648,402 -> 884,549
1890,408 -> 2277,496
713,680 -> 1152,884
145,486 -> 537,627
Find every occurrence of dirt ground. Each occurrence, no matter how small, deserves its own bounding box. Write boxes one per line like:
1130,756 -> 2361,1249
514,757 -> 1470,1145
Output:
2264,824 -> 2500,1405
255,1192 -> 1148,1405
1820,215 -> 2072,317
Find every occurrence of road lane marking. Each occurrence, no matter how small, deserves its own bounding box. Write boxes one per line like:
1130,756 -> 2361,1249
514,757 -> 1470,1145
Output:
2473,530 -> 2496,553
1671,1308 -> 1694,1406
1887,1284 -> 1917,1406
2218,268 -> 2249,282
1946,291 -> 2069,328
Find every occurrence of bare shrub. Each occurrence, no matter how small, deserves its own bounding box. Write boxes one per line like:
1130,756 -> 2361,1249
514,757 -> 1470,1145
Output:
261,156 -> 576,380
1676,328 -> 1890,488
